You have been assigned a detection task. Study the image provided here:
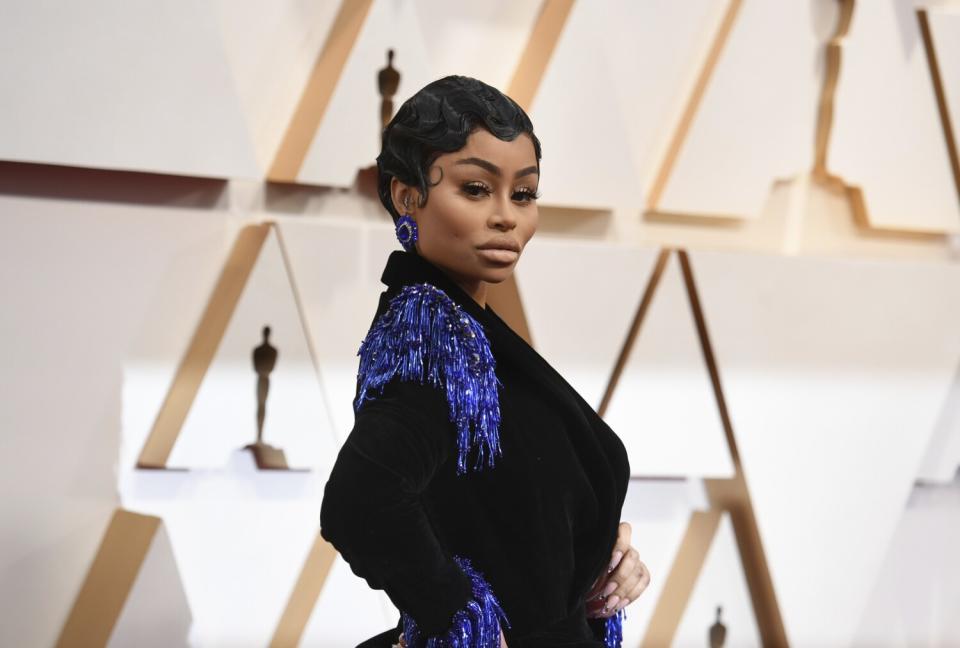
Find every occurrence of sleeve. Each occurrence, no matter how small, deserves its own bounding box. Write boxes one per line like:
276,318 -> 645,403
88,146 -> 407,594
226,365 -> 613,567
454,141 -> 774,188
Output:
587,610 -> 625,648
319,381 -> 476,637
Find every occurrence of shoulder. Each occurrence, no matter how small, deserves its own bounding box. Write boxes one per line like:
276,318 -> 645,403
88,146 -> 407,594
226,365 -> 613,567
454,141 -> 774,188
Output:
354,282 -> 503,475
354,282 -> 493,407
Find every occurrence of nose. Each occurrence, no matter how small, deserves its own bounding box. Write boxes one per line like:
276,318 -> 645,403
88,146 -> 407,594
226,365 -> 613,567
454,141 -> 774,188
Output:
489,194 -> 518,231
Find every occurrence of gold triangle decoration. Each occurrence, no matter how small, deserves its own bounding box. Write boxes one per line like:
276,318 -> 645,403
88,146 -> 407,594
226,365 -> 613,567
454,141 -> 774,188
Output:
485,0 -> 576,344
267,0 -> 375,183
599,249 -> 787,647
645,0 -> 743,214
505,0 -> 576,110
917,8 -> 960,215
55,509 -> 164,648
597,249 -> 671,416
137,220 -> 326,469
809,0 -> 955,236
268,533 -> 339,648
808,0 -> 876,232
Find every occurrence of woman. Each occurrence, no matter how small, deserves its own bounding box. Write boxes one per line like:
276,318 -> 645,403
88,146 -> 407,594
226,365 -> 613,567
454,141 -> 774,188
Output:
320,76 -> 650,648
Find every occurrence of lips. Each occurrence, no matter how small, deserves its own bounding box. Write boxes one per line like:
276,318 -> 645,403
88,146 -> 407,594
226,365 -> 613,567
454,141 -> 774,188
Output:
477,239 -> 521,253
476,239 -> 521,264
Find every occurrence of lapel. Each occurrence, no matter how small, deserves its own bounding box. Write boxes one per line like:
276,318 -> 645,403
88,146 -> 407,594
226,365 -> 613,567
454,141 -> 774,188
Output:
379,250 -> 620,592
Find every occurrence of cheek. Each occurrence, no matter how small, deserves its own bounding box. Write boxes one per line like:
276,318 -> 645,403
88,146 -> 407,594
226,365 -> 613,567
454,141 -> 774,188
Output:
421,195 -> 471,244
432,197 -> 481,240
521,209 -> 539,243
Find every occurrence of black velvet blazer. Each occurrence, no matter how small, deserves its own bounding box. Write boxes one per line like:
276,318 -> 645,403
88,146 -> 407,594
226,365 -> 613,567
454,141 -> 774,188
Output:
320,250 -> 630,647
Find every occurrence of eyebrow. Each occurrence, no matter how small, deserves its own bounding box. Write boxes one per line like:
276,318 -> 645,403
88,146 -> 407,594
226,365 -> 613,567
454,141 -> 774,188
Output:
454,157 -> 539,179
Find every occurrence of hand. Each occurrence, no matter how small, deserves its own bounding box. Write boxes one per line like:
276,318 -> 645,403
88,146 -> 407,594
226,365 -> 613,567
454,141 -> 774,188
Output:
585,521 -> 651,619
500,628 -> 508,647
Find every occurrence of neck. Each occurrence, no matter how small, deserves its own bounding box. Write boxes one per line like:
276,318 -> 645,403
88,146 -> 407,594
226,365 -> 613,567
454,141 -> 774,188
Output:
453,275 -> 487,308
421,254 -> 487,308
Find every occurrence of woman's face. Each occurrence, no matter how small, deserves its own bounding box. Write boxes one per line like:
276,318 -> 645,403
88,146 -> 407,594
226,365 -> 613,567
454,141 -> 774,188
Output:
392,128 -> 540,303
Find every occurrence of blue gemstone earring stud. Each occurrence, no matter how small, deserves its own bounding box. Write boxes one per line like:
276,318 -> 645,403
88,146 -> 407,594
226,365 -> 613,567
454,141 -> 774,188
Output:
395,214 -> 418,251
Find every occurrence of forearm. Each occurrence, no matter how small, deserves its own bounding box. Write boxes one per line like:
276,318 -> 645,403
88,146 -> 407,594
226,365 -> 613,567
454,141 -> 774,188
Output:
320,440 -> 473,634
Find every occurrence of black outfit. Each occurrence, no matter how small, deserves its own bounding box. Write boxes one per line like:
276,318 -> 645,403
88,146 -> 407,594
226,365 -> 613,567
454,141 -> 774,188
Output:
320,251 -> 630,647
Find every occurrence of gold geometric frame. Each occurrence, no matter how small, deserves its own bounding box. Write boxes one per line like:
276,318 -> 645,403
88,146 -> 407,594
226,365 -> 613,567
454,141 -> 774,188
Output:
918,7 -> 960,213
268,534 -> 339,648
268,0 -> 375,183
55,510 -> 168,648
598,249 -> 787,647
485,0 -> 576,344
136,220 -> 324,469
645,0 -> 744,215
813,0 -> 959,235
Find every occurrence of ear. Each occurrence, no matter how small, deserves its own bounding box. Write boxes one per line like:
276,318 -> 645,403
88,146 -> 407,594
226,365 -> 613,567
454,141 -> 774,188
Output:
390,177 -> 419,217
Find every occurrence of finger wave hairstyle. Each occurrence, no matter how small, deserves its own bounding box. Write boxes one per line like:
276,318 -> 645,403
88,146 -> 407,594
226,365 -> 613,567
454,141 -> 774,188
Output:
376,75 -> 543,224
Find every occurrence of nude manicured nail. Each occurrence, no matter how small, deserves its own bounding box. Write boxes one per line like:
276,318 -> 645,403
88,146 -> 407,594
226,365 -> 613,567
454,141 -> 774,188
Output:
615,597 -> 629,611
603,595 -> 620,613
608,551 -> 623,573
601,582 -> 617,597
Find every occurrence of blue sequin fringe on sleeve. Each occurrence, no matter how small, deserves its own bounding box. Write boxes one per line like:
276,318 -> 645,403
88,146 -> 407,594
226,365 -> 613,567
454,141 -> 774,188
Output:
603,608 -> 625,647
354,283 -> 503,475
401,555 -> 510,648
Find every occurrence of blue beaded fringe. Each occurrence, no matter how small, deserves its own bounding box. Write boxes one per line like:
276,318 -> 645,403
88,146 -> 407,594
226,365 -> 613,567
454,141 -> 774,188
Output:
355,283 -> 503,475
401,555 -> 510,648
602,608 -> 625,648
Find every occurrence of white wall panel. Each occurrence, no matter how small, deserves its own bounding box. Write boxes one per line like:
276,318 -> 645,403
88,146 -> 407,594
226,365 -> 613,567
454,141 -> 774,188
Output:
276,217 -> 399,442
604,252 -> 734,478
659,0 -> 828,218
514,238 -> 659,409
123,468 -> 322,648
830,1 -> 960,232
108,521 -> 192,648
413,0 -> 541,89
0,191 -> 226,647
531,0 -> 725,210
163,225 -> 337,471
301,554 -> 399,647
917,362 -> 960,483
213,1 -> 343,172
854,481 -> 960,646
690,250 -> 960,645
298,0 -> 433,187
617,479 -> 707,646
0,1 -> 259,178
297,0 -> 540,188
674,514 -> 760,648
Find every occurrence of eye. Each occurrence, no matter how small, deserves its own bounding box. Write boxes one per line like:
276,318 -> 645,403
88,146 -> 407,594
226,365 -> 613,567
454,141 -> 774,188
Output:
462,181 -> 491,198
513,187 -> 541,203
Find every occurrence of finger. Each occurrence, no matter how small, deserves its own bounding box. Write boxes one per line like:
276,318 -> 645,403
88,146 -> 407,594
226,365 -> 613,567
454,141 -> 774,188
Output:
625,566 -> 650,602
608,522 -> 632,573
585,572 -> 609,601
610,547 -> 640,593
604,551 -> 642,611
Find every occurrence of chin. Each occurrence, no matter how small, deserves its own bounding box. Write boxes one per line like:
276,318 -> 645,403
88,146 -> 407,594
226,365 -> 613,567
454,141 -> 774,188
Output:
479,265 -> 517,284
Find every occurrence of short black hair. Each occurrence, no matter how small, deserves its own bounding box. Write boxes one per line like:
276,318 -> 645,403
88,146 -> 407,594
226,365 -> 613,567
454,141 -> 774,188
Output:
376,75 -> 542,223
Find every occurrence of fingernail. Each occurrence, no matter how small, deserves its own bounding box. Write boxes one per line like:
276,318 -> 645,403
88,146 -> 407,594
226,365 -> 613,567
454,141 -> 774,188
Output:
608,551 -> 623,573
615,597 -> 629,611
603,595 -> 620,614
601,582 -> 617,597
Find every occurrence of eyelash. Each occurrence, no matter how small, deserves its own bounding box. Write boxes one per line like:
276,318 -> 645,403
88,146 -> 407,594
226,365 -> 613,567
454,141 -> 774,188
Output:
463,181 -> 541,202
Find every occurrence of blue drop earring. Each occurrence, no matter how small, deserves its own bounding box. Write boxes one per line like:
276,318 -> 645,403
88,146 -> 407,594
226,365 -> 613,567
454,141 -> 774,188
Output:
396,196 -> 418,251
